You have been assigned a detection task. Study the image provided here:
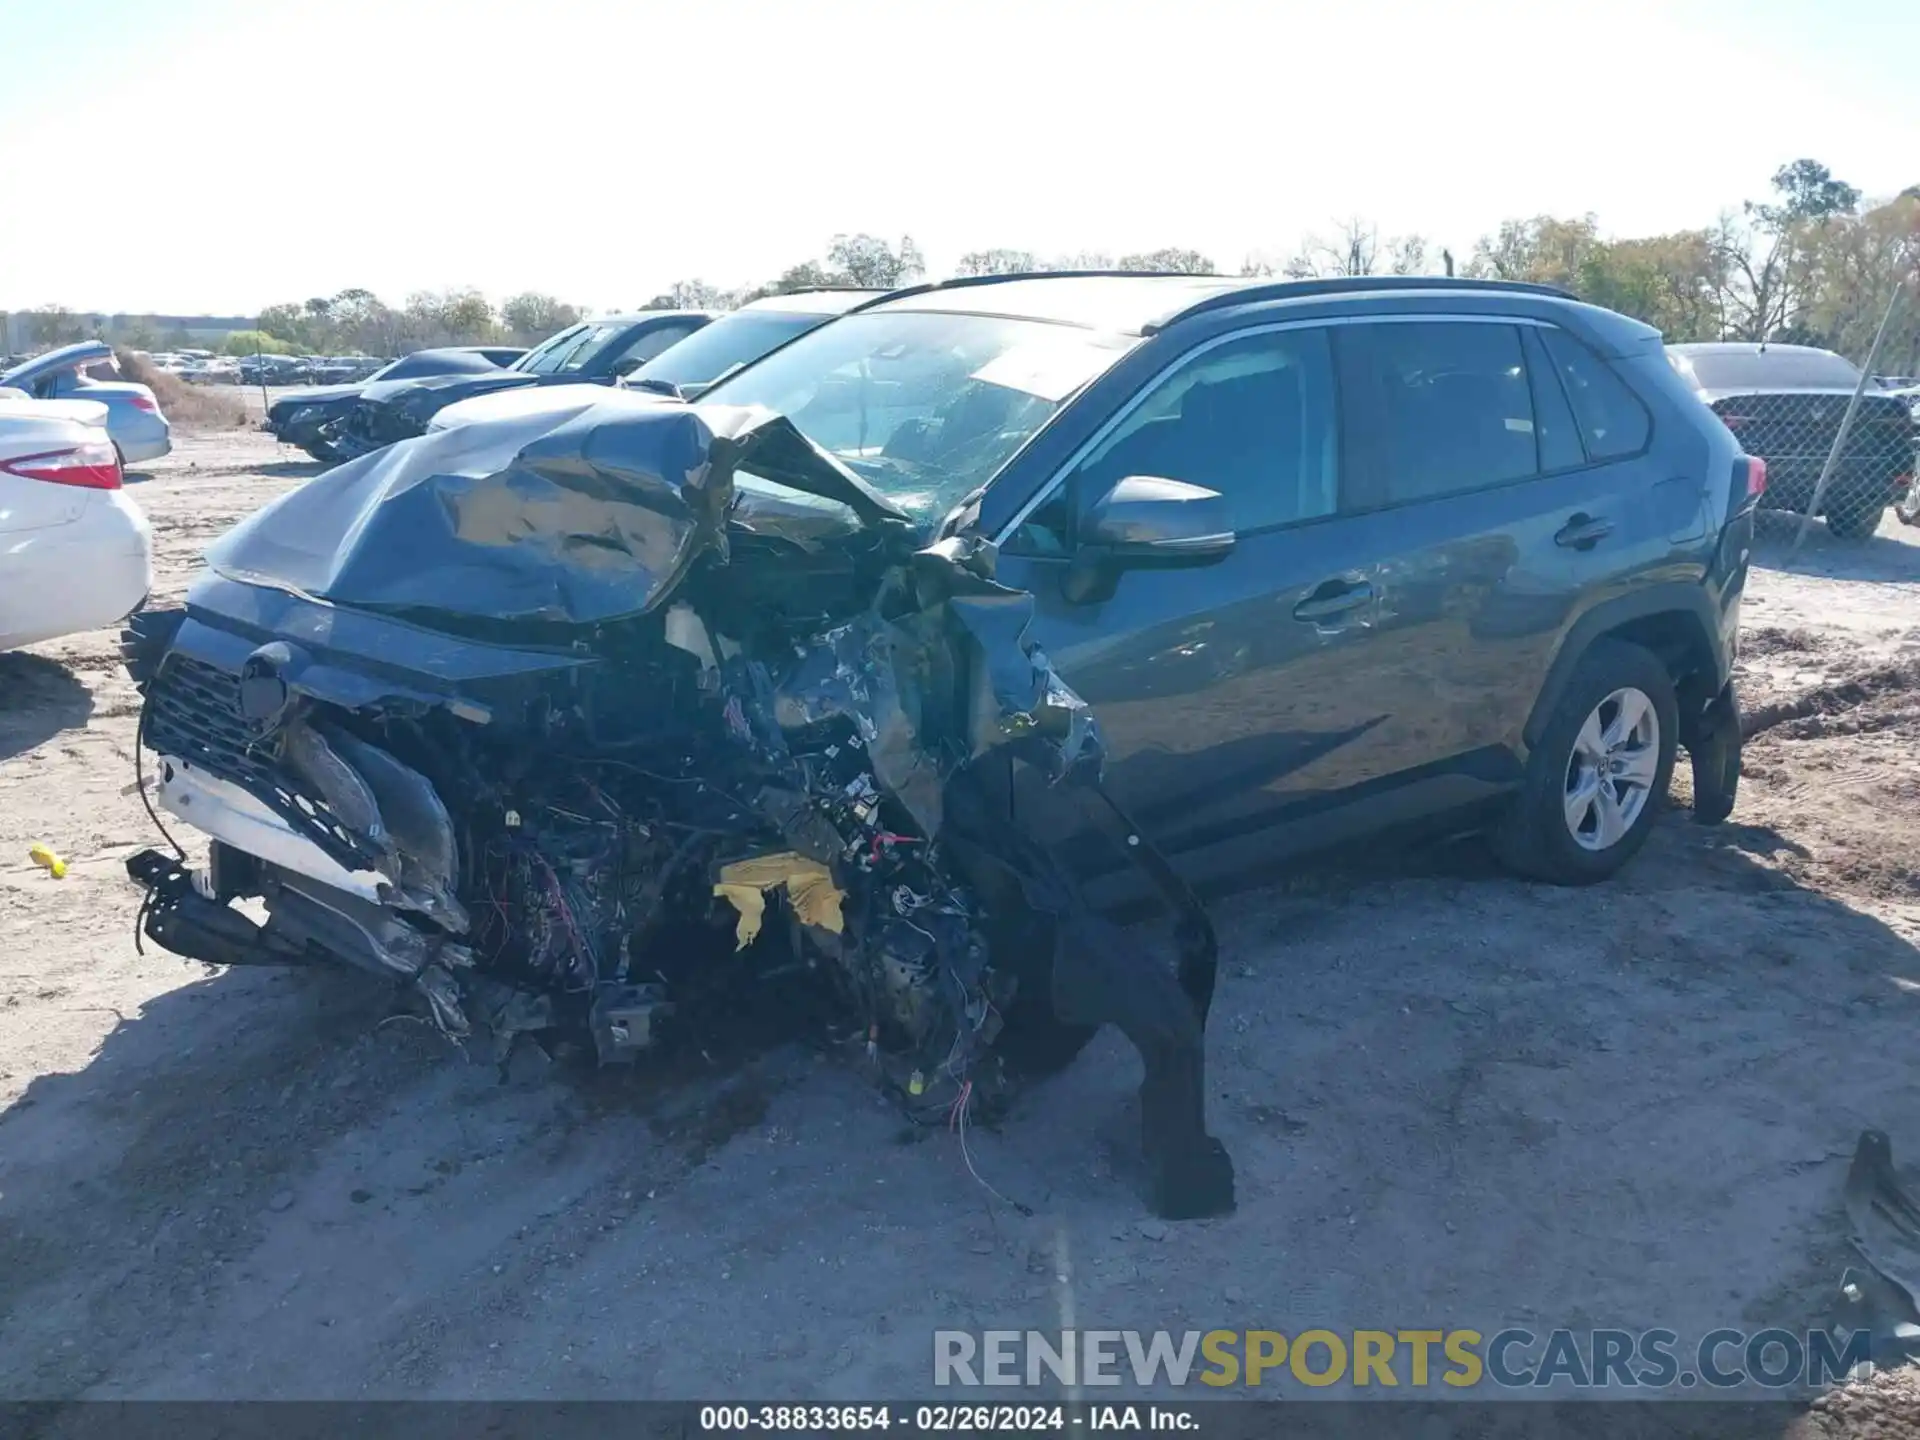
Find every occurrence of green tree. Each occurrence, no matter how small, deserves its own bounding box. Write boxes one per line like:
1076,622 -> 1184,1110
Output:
502,292 -> 583,338
1789,193 -> 1920,367
1466,215 -> 1605,288
400,288 -> 499,347
256,303 -> 309,348
221,330 -> 300,356
737,260 -> 843,302
1573,230 -> 1728,342
825,233 -> 924,287
1711,159 -> 1864,340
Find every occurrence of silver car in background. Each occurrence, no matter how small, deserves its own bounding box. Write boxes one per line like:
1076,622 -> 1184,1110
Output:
0,341 -> 172,465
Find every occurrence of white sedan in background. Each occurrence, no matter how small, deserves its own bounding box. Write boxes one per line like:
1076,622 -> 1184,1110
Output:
0,395 -> 153,651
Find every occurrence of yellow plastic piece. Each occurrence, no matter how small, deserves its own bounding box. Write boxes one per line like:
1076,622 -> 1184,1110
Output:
29,843 -> 67,879
713,852 -> 845,949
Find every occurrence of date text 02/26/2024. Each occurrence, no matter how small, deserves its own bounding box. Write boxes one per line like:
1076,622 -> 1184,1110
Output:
699,1404 -> 1198,1432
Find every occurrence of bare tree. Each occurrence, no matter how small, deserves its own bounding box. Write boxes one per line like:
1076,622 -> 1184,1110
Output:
1285,219 -> 1430,279
640,280 -> 730,311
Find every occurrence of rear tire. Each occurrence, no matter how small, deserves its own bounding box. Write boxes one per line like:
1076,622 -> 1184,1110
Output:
1493,639 -> 1678,885
1826,498 -> 1885,540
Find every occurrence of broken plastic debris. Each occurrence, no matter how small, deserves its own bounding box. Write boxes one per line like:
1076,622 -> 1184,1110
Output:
713,852 -> 846,949
28,843 -> 66,879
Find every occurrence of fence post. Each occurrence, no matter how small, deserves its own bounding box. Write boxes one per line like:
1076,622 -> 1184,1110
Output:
1793,284 -> 1906,551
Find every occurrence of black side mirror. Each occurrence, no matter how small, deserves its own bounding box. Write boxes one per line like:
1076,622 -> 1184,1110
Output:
609,357 -> 642,379
1062,476 -> 1234,604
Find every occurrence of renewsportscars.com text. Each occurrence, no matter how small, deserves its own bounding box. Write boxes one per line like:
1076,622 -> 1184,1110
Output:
933,1328 -> 1872,1391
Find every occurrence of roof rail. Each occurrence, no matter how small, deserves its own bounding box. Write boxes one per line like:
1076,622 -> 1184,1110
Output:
869,268 -> 1233,307
1155,274 -> 1576,329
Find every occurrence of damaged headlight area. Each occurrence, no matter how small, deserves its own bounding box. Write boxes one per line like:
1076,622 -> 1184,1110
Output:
121,402 -> 1234,1219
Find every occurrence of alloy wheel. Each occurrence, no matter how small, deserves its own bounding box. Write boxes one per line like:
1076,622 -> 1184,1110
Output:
1563,686 -> 1660,852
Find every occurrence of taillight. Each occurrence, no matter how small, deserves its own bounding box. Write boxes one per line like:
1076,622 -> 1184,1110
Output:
128,394 -> 159,413
1744,455 -> 1767,499
1,441 -> 123,490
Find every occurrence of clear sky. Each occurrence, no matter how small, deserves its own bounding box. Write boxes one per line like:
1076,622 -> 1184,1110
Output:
1,0 -> 1914,316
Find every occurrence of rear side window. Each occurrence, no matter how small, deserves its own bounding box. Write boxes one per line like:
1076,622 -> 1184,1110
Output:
1539,328 -> 1650,459
1338,321 -> 1536,505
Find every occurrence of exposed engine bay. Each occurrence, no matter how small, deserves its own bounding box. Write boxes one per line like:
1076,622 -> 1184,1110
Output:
121,402 -> 1235,1219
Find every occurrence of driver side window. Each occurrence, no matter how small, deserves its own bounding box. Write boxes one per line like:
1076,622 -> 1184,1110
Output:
1012,327 -> 1339,554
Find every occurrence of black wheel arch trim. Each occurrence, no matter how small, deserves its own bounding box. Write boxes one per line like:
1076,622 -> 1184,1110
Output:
1522,584 -> 1728,753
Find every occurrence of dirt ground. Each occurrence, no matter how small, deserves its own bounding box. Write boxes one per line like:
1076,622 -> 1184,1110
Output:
6,402 -> 1920,1422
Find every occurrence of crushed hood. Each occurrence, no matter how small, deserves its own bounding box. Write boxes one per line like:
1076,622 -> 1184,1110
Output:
269,384 -> 365,413
363,371 -> 540,408
206,400 -> 909,628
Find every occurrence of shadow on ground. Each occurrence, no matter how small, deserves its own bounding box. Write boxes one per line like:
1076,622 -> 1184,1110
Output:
1751,511 -> 1920,584
252,460 -> 329,480
3,808 -> 1918,1407
0,654 -> 94,761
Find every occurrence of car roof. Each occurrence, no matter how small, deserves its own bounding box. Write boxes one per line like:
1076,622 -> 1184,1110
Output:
874,275 -> 1246,333
866,272 -> 1576,336
738,289 -> 889,316
1667,341 -> 1841,358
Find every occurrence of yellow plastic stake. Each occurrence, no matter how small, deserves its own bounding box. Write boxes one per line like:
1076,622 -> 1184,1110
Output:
29,844 -> 67,879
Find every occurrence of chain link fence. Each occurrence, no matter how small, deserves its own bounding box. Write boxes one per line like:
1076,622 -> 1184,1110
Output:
1669,274 -> 1920,546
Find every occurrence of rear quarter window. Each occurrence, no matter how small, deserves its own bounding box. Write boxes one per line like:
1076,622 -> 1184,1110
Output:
1539,328 -> 1651,460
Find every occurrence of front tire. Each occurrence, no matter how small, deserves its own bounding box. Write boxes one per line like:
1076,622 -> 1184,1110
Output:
1494,639 -> 1678,885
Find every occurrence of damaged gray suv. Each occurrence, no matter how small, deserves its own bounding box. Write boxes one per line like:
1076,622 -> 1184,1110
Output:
121,273 -> 1754,1221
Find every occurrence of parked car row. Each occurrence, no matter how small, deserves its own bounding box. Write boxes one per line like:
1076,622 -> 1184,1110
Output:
269,290 -> 885,463
234,353 -> 401,386
263,346 -> 529,461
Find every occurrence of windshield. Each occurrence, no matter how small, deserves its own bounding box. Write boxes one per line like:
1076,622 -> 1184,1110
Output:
697,311 -> 1137,515
514,322 -> 618,375
629,311 -> 823,390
